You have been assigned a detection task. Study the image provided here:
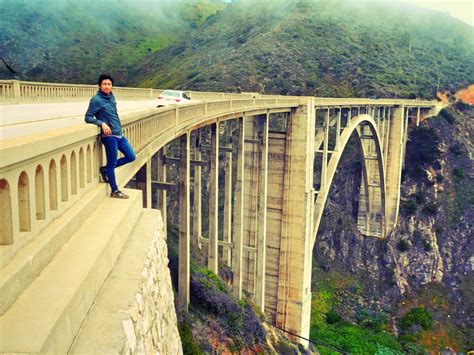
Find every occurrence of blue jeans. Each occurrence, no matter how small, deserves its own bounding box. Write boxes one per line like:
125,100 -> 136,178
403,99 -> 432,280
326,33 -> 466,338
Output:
101,136 -> 136,192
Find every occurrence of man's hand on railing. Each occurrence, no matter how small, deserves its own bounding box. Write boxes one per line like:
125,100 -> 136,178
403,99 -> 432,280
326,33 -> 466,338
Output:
101,123 -> 112,136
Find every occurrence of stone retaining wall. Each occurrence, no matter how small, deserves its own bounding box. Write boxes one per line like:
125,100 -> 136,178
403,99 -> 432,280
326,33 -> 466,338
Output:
121,216 -> 182,354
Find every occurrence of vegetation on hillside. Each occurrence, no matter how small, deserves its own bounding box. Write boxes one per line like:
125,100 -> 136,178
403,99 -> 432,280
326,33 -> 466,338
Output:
133,0 -> 474,98
0,0 -> 225,84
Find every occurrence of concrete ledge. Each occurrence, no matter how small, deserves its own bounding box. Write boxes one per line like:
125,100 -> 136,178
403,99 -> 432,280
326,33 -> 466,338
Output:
0,183 -> 108,315
69,209 -> 161,354
0,188 -> 142,354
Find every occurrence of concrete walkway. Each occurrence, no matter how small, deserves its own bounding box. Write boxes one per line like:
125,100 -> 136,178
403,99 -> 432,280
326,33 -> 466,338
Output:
0,100 -> 158,140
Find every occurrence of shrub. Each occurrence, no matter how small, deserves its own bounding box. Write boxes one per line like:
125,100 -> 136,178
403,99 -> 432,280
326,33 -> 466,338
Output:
449,143 -> 464,157
439,108 -> 457,124
398,238 -> 410,252
422,239 -> 432,252
423,202 -> 438,215
400,307 -> 432,331
453,167 -> 465,180
190,267 -> 265,346
355,308 -> 388,332
412,230 -> 423,242
405,127 -> 441,181
325,309 -> 342,324
178,321 -> 203,355
402,200 -> 417,215
454,101 -> 472,112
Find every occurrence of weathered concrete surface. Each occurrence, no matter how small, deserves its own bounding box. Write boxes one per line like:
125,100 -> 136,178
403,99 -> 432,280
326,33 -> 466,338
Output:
70,209 -> 182,355
0,189 -> 142,354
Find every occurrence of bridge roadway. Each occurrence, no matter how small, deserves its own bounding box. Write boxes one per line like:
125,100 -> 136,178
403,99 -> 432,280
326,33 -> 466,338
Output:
0,100 -> 157,140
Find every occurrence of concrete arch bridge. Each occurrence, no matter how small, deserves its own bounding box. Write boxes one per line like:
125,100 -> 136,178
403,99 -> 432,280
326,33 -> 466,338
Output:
0,80 -> 441,351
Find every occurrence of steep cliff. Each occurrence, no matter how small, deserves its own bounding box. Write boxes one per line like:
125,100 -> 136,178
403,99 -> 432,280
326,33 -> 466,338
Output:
312,103 -> 473,352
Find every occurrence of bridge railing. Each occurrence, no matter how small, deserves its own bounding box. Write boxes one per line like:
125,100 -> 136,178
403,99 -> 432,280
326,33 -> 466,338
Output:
0,80 -> 161,101
0,96 -> 300,266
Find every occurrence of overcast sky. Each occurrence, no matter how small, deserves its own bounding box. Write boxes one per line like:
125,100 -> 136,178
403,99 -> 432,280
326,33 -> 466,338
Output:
397,0 -> 473,26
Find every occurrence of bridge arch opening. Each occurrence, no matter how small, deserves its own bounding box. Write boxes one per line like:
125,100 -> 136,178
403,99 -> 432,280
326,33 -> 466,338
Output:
60,155 -> 68,202
35,165 -> 46,220
18,171 -> 31,232
0,179 -> 13,244
49,160 -> 58,210
86,145 -> 92,183
79,148 -> 85,188
93,143 -> 98,179
71,151 -> 77,195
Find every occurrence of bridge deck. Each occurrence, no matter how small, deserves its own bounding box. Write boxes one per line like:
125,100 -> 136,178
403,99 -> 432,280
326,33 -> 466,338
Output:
0,100 -> 157,140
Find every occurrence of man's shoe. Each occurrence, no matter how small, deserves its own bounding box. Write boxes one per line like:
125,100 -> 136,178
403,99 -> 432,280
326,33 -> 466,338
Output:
110,190 -> 129,199
99,166 -> 109,183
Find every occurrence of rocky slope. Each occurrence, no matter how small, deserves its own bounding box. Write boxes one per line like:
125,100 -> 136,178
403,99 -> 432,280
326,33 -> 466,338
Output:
313,103 -> 473,352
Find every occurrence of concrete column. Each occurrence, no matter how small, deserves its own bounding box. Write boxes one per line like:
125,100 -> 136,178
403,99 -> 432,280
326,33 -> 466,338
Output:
320,109 -> 329,190
12,80 -> 21,98
276,99 -> 315,345
193,131 -> 202,249
401,108 -> 409,169
223,121 -> 233,266
383,108 -> 391,175
208,123 -> 219,273
385,106 -> 404,229
335,108 -> 341,151
136,160 -> 151,208
232,117 -> 245,299
157,149 -> 167,238
255,114 -> 269,311
178,133 -> 191,311
416,107 -> 421,126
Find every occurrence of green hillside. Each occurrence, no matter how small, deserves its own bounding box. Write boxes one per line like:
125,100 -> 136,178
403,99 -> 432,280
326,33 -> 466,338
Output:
0,0 -> 225,84
131,0 -> 474,98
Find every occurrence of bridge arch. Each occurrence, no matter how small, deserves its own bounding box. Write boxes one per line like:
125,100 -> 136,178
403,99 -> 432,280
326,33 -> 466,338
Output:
312,114 -> 386,247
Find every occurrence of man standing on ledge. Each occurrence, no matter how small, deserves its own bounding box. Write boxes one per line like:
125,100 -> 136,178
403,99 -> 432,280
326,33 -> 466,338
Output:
85,74 -> 136,199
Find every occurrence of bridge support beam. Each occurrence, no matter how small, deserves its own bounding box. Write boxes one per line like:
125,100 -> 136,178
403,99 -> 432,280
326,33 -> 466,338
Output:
136,159 -> 151,208
208,123 -> 219,273
223,121 -> 233,267
232,117 -> 245,299
178,133 -> 191,311
193,131 -> 202,249
157,148 -> 167,238
255,113 -> 269,311
274,100 -> 315,345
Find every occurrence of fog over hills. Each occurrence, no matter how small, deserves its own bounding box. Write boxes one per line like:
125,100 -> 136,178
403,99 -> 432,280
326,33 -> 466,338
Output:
0,0 -> 225,84
130,0 -> 474,98
1,0 -> 472,98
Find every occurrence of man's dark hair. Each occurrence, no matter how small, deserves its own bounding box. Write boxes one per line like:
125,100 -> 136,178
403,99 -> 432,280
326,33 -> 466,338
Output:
97,73 -> 114,86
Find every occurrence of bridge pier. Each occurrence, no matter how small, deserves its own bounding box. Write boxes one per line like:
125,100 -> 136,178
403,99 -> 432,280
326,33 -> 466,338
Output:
193,131 -> 202,249
223,121 -> 233,267
208,123 -> 219,273
178,133 -> 191,311
267,101 -> 315,345
232,117 -> 245,299
385,106 -> 405,229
